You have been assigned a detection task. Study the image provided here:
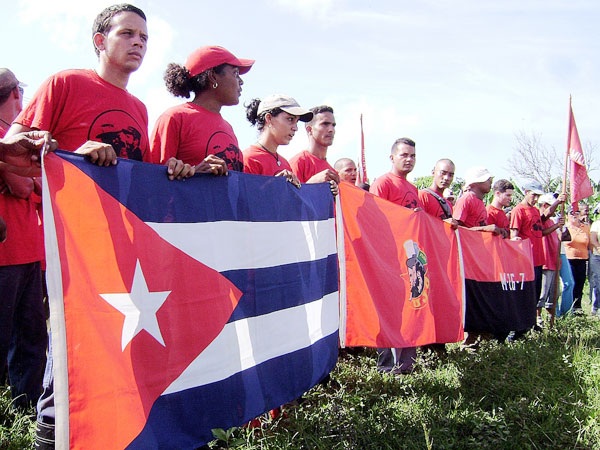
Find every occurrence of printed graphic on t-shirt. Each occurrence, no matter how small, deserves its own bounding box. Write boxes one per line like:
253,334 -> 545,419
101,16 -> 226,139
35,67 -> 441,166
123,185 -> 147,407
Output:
89,110 -> 148,161
207,131 -> 243,172
402,194 -> 419,210
532,219 -> 543,236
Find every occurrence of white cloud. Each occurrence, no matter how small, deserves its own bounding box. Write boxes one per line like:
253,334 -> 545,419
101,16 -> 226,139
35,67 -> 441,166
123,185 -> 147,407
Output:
270,0 -> 341,20
17,0 -> 109,52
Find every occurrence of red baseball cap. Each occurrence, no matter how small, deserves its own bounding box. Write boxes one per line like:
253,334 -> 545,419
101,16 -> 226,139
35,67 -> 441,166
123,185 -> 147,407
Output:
185,46 -> 254,77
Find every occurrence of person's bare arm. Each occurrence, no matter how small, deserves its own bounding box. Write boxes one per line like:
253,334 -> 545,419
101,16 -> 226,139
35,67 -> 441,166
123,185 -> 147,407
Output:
443,217 -> 460,230
33,177 -> 42,196
591,230 -> 600,251
0,216 -> 6,243
468,223 -> 508,238
542,217 -> 565,236
0,126 -> 57,176
541,193 -> 567,221
306,169 -> 340,184
0,170 -> 34,199
307,169 -> 340,195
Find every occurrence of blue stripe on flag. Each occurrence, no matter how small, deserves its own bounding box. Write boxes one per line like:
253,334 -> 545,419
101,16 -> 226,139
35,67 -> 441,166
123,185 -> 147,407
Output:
126,332 -> 338,450
224,254 -> 338,322
55,151 -> 334,223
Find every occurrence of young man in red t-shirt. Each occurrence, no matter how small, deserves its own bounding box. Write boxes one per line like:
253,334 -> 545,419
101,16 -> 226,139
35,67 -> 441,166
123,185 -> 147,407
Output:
537,193 -> 566,327
486,179 -> 514,233
418,158 -> 458,356
370,138 -> 422,210
370,137 -> 421,375
5,5 -> 192,448
7,8 -> 191,180
289,105 -> 339,186
453,167 -> 506,348
452,167 -> 506,236
510,182 -> 565,336
419,158 -> 456,221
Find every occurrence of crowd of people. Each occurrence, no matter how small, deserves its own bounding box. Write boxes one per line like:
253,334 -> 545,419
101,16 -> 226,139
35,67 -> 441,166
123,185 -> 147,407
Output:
0,3 -> 599,449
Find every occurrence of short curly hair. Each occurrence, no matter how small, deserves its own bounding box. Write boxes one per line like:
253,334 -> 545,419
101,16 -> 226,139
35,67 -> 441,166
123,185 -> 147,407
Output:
163,63 -> 228,98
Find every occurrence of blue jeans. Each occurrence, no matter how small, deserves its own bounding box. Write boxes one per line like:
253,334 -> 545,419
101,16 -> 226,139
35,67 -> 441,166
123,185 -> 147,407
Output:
558,254 -> 575,316
589,254 -> 600,311
0,262 -> 48,408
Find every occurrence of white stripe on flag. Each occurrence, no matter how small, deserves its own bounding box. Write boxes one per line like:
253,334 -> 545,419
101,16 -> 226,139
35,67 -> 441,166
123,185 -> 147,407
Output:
147,218 -> 336,272
163,292 -> 339,395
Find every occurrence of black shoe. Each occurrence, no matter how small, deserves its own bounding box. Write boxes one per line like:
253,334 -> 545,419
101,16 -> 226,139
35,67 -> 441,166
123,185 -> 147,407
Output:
35,421 -> 54,450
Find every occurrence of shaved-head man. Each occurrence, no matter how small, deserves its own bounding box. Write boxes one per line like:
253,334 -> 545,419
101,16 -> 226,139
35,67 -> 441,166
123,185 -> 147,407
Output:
418,158 -> 455,220
334,157 -> 357,184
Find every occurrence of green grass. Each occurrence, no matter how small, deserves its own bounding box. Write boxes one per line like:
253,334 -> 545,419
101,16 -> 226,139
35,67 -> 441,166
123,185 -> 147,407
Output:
0,387 -> 35,450
2,300 -> 600,449
214,307 -> 600,449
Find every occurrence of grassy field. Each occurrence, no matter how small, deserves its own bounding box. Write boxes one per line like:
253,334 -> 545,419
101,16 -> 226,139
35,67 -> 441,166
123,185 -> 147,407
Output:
2,301 -> 599,449
216,312 -> 600,450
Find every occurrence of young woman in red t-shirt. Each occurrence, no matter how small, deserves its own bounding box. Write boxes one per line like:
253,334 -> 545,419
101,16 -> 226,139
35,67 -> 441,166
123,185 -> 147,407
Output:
149,46 -> 254,174
243,94 -> 313,187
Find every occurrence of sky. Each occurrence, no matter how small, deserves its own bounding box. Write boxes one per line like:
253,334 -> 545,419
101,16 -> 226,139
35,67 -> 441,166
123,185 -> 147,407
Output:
4,0 -> 599,184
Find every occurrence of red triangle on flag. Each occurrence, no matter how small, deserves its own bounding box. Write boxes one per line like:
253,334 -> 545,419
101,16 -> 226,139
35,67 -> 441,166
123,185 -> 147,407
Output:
45,154 -> 243,449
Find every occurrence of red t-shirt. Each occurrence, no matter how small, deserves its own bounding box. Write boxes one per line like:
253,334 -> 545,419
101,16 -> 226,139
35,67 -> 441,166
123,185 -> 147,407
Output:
452,191 -> 487,228
16,69 -> 149,160
370,172 -> 422,209
289,150 -> 336,183
418,189 -> 453,220
243,145 -> 292,176
0,125 -> 43,266
486,204 -> 509,230
541,218 -> 559,270
510,203 -> 544,266
149,102 -> 243,171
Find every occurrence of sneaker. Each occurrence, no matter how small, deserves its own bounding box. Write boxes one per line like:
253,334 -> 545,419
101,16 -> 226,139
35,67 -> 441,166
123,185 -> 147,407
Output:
461,332 -> 480,349
34,421 -> 55,450
390,365 -> 414,375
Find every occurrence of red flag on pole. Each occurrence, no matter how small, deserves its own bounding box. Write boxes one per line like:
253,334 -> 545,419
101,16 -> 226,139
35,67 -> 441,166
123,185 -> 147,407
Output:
357,114 -> 368,185
568,100 -> 593,203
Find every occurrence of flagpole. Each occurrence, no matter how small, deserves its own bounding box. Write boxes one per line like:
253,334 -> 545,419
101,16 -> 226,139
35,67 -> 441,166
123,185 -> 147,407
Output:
552,95 -> 571,326
358,114 -> 367,185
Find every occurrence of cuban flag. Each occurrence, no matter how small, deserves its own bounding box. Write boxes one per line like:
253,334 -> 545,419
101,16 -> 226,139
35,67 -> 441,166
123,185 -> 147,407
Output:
42,151 -> 339,449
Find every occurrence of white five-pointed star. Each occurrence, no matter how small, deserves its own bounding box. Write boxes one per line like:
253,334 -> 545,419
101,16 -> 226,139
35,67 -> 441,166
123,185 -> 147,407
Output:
100,260 -> 171,351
